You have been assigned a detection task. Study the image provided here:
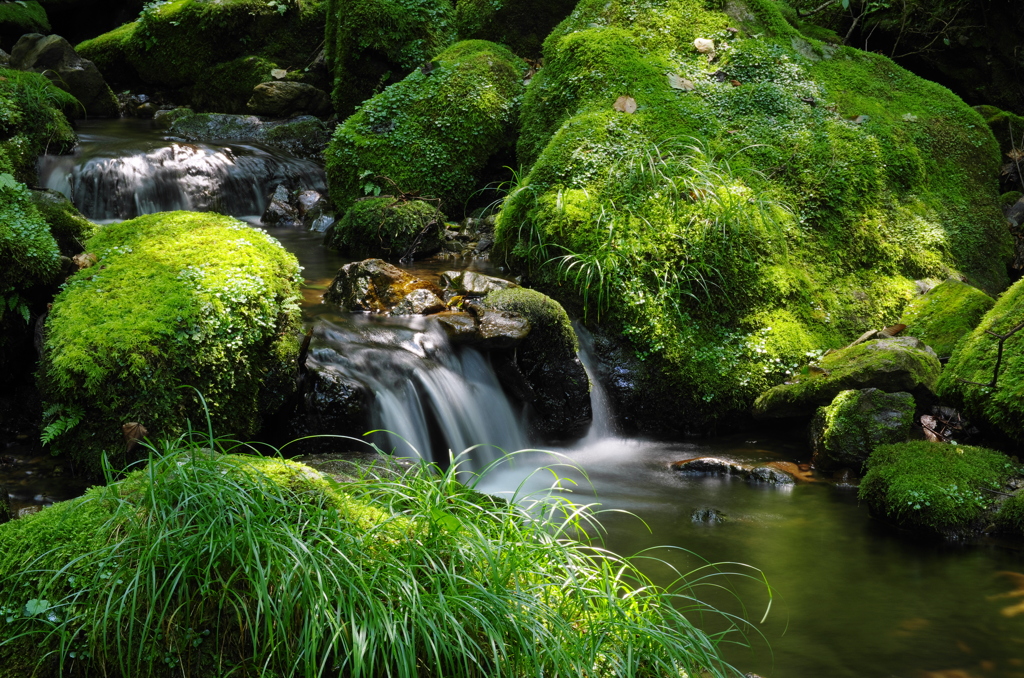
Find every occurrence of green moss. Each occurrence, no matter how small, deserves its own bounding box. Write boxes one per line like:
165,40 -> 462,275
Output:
455,0 -> 576,58
189,55 -> 277,114
28,188 -> 96,256
811,388 -> 914,472
75,21 -> 138,86
493,0 -> 1011,429
38,211 -> 302,473
939,277 -> 1024,441
325,197 -> 446,259
859,441 -> 1019,537
899,279 -> 995,359
481,286 -> 578,359
0,69 -> 77,184
974,104 -> 1024,160
997,491 -> 1024,535
325,0 -> 456,115
325,39 -> 525,214
0,0 -> 49,43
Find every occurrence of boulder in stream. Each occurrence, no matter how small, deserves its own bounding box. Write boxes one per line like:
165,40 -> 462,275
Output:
324,258 -> 443,314
166,112 -> 332,161
288,362 -> 370,453
248,80 -> 331,118
10,33 -> 119,117
811,389 -> 915,473
325,197 -> 446,261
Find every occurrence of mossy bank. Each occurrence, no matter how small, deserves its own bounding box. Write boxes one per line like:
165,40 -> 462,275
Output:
38,212 -> 302,473
493,0 -> 1011,431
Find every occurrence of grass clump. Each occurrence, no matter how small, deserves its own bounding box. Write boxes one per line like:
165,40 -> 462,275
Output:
38,211 -> 302,474
859,440 -> 1019,538
0,432 -> 764,677
0,68 -> 78,183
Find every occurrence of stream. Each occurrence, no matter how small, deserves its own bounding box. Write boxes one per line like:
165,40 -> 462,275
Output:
6,118 -> 1023,677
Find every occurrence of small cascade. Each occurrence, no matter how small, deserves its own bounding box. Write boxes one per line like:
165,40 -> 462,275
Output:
307,315 -> 528,470
38,123 -> 326,221
573,321 -> 615,444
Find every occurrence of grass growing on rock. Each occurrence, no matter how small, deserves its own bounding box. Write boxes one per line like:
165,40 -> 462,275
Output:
0,431 -> 765,678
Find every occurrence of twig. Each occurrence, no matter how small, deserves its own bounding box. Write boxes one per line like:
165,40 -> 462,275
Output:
798,0 -> 841,18
983,487 -> 1016,498
958,318 -> 1024,389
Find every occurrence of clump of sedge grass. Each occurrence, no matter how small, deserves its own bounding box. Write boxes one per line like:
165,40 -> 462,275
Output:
0,429 -> 767,677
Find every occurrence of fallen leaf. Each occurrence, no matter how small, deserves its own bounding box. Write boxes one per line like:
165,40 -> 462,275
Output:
921,415 -> 945,443
668,74 -> 694,91
852,114 -> 870,124
270,68 -> 288,80
72,252 -> 98,270
693,38 -> 716,56
613,95 -> 637,113
122,422 -> 148,454
729,79 -> 742,87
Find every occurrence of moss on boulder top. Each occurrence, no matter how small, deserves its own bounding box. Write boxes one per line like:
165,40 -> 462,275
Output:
0,1 -> 49,50
492,0 -> 1010,431
38,211 -> 302,473
810,388 -> 914,473
753,337 -> 941,420
859,440 -> 1019,538
325,197 -> 446,261
325,40 -> 525,215
938,277 -> 1024,442
899,279 -> 994,359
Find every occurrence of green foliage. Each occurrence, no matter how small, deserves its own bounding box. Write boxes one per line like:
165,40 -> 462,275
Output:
859,440 -> 1019,537
325,39 -> 525,214
325,196 -> 446,259
455,0 -> 576,58
39,402 -> 85,446
0,69 -> 78,184
38,212 -> 302,473
0,435 -> 765,677
28,188 -> 97,256
492,0 -> 1010,429
899,279 -> 994,358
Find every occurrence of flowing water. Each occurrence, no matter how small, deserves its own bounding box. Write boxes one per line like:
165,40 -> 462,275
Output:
7,118 -> 1023,677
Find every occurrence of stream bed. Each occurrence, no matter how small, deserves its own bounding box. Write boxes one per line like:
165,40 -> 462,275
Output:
5,118 -> 1022,678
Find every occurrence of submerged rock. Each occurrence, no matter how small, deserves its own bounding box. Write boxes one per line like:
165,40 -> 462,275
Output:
691,506 -> 726,524
811,389 -> 915,473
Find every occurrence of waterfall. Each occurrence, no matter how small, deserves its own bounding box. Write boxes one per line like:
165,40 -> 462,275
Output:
574,321 -> 615,444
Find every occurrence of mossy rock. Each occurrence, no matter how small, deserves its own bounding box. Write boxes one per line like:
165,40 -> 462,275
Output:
492,0 -> 1011,431
859,440 -> 1020,538
753,337 -> 941,420
0,68 -> 77,183
0,1 -> 49,50
938,277 -> 1024,442
38,211 -> 302,474
455,0 -> 576,59
166,111 -> 332,160
898,279 -> 995,359
29,187 -> 95,256
325,39 -> 525,215
189,55 -> 277,114
324,0 -> 456,115
325,197 -> 445,260
974,104 -> 1024,160
479,287 -> 592,439
810,388 -> 914,473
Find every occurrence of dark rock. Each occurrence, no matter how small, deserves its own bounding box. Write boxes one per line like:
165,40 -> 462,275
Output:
324,259 -> 442,313
262,198 -> 300,227
167,113 -> 332,161
671,457 -> 748,476
691,507 -> 725,524
152,106 -> 195,129
296,190 -> 323,217
810,389 -> 915,473
391,288 -> 446,316
439,270 -> 516,296
289,362 -> 369,454
433,311 -> 479,343
247,80 -> 331,118
747,465 -> 796,485
10,34 -> 118,117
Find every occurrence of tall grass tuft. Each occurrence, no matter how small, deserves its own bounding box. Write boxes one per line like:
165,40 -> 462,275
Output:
1,430 -> 767,677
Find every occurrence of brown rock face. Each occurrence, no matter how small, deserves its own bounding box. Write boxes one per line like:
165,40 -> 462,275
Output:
323,259 -> 442,313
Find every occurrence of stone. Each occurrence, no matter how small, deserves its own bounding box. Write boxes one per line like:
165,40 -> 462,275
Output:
247,80 -> 331,118
693,38 -> 716,57
324,259 -> 442,313
439,270 -> 517,296
9,34 -> 118,117
261,197 -> 300,227
433,311 -> 479,343
671,457 -> 747,475
810,389 -> 915,473
295,190 -> 323,217
473,308 -> 531,349
167,113 -> 332,161
17,506 -> 41,519
288,361 -> 369,453
753,337 -> 941,420
691,507 -> 725,524
391,288 -> 446,316
898,279 -> 994,359
747,465 -> 796,485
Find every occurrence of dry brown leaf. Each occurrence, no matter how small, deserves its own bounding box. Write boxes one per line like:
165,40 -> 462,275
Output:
668,74 -> 695,91
613,95 -> 637,113
729,79 -> 742,87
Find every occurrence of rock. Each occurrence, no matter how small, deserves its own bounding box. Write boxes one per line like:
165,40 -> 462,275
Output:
28,188 -> 95,256
325,197 -> 446,261
391,288 -> 446,316
296,190 -> 323,217
810,389 -> 915,473
167,113 -> 332,161
473,308 -> 531,349
691,507 -> 725,524
10,34 -> 118,117
152,106 -> 195,129
479,288 -> 591,440
262,197 -> 300,227
747,465 -> 796,485
439,270 -> 516,297
17,506 -> 41,520
288,361 -> 370,453
247,80 -> 331,118
753,337 -> 941,420
324,259 -> 442,313
433,311 -> 479,343
0,5 -> 49,55
898,279 -> 994,359
671,457 -> 747,476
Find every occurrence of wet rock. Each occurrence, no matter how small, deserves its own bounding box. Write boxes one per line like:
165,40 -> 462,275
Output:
167,113 -> 332,161
811,388 -> 915,473
153,106 -> 195,129
391,288 -> 446,316
247,80 -> 331,118
433,311 -> 479,343
691,507 -> 725,524
671,457 -> 748,476
324,259 -> 442,313
289,362 -> 370,453
296,190 -> 323,217
10,34 -> 119,117
753,337 -> 941,420
440,270 -> 516,297
747,465 -> 796,485
473,308 -> 531,349
261,185 -> 301,227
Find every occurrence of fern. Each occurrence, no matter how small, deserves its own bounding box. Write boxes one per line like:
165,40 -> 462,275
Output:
40,403 -> 84,446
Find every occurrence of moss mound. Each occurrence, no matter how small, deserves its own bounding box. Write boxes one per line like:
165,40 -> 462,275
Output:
975,104 -> 1024,160
28,188 -> 96,255
0,68 -> 77,183
38,211 -> 302,473
859,441 -> 1019,538
455,0 -> 576,58
0,446 -> 746,677
0,1 -> 49,49
325,196 -> 446,260
75,0 -> 326,111
899,279 -> 994,359
492,0 -> 1011,430
324,0 -> 456,115
938,277 -> 1024,441
325,40 -> 525,215
810,388 -> 914,473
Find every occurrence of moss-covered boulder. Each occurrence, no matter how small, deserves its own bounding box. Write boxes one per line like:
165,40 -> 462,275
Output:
38,211 -> 302,473
810,388 -> 914,473
859,441 -> 1020,538
325,40 -> 525,214
898,279 -> 994,359
324,0 -> 456,115
325,197 -> 445,260
974,105 -> 1024,161
455,0 -> 576,58
0,1 -> 48,50
0,68 -> 77,183
492,0 -> 1010,431
28,187 -> 95,255
754,337 -> 941,420
938,277 -> 1024,442
479,287 -> 591,439
75,0 -> 326,112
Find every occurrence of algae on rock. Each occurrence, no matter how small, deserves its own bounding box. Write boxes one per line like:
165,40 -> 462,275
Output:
493,0 -> 1011,431
38,211 -> 302,473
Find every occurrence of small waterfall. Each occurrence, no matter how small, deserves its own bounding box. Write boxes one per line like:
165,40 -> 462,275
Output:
307,315 -> 528,470
574,321 -> 615,443
38,127 -> 326,221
